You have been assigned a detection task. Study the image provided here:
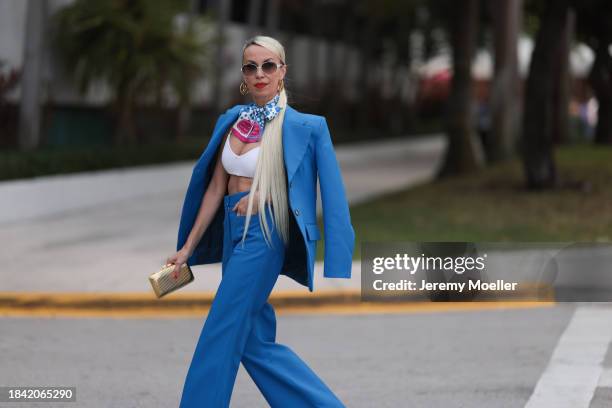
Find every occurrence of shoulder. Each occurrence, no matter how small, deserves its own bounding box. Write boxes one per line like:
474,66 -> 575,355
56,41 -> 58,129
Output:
286,105 -> 326,130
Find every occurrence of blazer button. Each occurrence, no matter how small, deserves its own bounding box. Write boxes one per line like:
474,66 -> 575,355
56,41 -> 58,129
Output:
294,208 -> 300,216
289,181 -> 293,189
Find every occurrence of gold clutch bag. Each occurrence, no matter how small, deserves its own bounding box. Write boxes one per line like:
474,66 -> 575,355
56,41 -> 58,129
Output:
149,263 -> 194,298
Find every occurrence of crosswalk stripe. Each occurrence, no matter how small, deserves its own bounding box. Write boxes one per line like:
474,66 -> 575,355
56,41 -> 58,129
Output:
525,306 -> 612,408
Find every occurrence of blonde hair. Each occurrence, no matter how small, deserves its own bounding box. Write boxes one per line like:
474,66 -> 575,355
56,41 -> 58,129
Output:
239,35 -> 289,249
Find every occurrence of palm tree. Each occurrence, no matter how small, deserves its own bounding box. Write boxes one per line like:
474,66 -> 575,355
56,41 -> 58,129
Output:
51,0 -> 212,146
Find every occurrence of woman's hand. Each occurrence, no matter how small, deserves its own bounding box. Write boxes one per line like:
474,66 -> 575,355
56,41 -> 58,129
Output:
166,247 -> 191,280
232,191 -> 260,216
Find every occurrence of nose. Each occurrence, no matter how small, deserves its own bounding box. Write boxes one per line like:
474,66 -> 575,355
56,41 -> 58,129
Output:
255,68 -> 265,79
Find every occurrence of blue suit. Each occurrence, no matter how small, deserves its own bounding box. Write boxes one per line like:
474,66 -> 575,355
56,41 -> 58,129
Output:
176,103 -> 355,292
177,104 -> 353,407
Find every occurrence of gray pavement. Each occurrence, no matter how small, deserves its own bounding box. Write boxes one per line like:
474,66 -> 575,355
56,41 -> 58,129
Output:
2,303 -> 612,407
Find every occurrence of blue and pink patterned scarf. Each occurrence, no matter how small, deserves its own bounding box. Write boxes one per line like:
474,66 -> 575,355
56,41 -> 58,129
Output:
231,93 -> 281,143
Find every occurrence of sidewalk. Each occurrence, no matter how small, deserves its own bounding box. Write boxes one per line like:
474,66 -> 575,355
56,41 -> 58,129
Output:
0,134 -> 445,223
0,134 -> 446,313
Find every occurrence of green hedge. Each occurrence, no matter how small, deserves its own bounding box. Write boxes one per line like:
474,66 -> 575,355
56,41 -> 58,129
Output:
0,138 -> 209,181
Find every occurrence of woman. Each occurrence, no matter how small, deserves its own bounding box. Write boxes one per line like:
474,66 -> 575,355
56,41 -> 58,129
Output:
166,35 -> 354,407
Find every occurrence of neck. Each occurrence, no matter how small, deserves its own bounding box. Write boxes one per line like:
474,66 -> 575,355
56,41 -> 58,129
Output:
253,92 -> 278,107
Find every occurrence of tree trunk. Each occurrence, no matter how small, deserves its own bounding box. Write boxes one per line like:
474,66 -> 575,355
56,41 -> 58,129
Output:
320,4 -> 339,115
489,0 -> 522,161
390,21 -> 413,135
265,0 -> 280,37
284,30 -> 299,103
438,0 -> 485,177
521,0 -> 569,189
357,19 -> 377,130
247,0 -> 262,38
330,8 -> 358,128
176,0 -> 200,142
213,0 -> 231,114
307,1 -> 323,105
588,41 -> 612,145
328,41 -> 347,126
18,0 -> 46,151
551,8 -> 573,145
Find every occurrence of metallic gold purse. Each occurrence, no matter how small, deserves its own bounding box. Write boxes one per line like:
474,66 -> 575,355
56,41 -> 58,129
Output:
149,263 -> 194,298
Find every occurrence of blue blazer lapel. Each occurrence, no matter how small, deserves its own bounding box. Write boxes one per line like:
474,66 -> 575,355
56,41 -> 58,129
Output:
283,105 -> 312,184
201,104 -> 312,185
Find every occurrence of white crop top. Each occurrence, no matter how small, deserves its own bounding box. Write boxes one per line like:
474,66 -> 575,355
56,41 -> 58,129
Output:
221,133 -> 260,178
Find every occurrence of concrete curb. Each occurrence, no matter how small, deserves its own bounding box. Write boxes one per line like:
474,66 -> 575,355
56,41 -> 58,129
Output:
0,289 -> 557,318
0,290 -> 362,312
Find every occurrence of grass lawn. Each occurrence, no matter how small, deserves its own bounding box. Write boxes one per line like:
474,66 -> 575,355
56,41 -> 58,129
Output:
316,143 -> 612,260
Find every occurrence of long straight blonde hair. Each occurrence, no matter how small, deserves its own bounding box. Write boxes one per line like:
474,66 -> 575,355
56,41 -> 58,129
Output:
239,36 -> 290,249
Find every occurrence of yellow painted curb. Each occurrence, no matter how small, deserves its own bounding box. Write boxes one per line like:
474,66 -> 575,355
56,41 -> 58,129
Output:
0,290 -> 556,318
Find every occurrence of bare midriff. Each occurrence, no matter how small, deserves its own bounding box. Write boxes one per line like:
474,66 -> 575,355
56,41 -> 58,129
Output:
225,133 -> 260,195
227,174 -> 254,195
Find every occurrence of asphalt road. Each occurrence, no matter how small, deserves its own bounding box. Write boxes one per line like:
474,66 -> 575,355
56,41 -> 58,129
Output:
2,303 -> 612,407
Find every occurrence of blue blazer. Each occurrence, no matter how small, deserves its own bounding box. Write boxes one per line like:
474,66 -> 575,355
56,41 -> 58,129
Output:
176,103 -> 355,292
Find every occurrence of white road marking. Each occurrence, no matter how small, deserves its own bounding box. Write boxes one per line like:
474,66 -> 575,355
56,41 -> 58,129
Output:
525,305 -> 612,408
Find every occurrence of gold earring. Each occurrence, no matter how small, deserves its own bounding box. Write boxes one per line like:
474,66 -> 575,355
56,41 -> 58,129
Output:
278,79 -> 284,92
240,81 -> 249,95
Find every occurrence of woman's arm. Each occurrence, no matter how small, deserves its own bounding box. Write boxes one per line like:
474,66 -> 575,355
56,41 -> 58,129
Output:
182,134 -> 229,256
315,116 -> 355,279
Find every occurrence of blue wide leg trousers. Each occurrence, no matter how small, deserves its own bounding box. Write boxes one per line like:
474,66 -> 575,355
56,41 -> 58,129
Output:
179,190 -> 345,408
